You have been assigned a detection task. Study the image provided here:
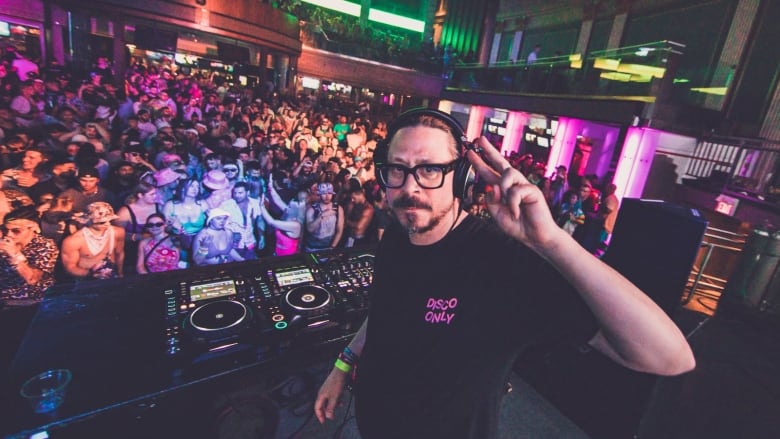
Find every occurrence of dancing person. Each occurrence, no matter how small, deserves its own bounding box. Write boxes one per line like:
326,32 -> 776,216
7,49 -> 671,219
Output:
61,202 -> 125,279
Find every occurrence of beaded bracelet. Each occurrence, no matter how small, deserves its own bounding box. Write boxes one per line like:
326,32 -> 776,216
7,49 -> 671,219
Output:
340,349 -> 357,365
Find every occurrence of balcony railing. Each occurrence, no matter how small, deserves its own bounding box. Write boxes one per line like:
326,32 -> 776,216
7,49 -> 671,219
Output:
681,136 -> 780,209
299,21 -> 443,75
446,40 -> 685,101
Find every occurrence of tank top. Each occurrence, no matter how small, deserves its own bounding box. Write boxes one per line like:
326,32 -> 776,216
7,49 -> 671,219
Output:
304,202 -> 338,251
275,229 -> 300,256
171,202 -> 207,236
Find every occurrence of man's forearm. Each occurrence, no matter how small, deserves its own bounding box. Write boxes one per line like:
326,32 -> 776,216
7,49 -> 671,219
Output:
347,318 -> 367,356
537,229 -> 694,375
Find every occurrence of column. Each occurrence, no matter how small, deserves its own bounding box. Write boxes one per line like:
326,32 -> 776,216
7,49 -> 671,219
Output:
612,127 -> 660,202
575,1 -> 598,55
359,0 -> 370,29
502,111 -> 528,156
273,53 -> 290,94
706,0 -> 760,110
546,117 -> 584,175
465,106 -> 487,141
46,3 -> 68,65
112,16 -> 127,84
607,0 -> 634,50
477,0 -> 498,66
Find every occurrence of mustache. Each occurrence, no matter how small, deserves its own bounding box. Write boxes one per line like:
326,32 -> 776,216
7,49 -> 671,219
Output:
392,195 -> 432,210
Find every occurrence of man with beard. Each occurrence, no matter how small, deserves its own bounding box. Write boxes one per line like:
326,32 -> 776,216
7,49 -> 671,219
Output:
136,109 -> 157,142
61,201 -> 125,279
242,161 -> 266,199
123,142 -> 156,176
314,109 -> 695,439
303,182 -> 344,252
27,156 -> 77,204
219,182 -> 261,260
343,184 -> 373,247
59,167 -> 115,213
102,161 -> 138,210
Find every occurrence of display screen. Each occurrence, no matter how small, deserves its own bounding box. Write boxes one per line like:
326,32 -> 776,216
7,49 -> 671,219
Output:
189,280 -> 236,302
275,268 -> 314,287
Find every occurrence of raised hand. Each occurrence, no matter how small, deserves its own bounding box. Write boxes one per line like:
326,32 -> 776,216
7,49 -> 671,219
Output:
465,137 -> 562,250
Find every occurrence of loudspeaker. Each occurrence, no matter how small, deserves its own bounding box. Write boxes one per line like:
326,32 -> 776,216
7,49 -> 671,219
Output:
515,199 -> 708,439
374,108 -> 475,200
601,198 -> 709,316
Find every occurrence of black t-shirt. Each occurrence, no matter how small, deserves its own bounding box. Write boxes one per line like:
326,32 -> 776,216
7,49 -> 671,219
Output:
354,214 -> 595,439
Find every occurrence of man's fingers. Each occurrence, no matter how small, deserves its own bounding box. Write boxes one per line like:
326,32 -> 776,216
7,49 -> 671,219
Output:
475,137 -> 513,173
314,395 -> 338,423
466,150 -> 501,185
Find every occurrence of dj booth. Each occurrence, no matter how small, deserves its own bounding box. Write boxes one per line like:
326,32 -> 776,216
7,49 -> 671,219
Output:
1,248 -> 375,438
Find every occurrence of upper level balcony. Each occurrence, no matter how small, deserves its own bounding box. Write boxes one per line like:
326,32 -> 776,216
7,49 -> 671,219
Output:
440,40 -> 727,134
448,41 -> 684,101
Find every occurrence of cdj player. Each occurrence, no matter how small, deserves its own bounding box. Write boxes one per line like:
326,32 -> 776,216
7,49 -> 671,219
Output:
163,249 -> 374,358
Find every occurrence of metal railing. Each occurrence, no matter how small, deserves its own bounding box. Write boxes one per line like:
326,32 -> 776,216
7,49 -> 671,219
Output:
683,136 -> 780,205
683,226 -> 748,312
446,40 -> 685,100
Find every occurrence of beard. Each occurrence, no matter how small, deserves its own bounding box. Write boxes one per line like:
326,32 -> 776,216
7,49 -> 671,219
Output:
391,194 -> 453,236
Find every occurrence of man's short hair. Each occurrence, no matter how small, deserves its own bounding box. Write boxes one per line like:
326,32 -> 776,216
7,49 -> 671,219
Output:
233,181 -> 251,192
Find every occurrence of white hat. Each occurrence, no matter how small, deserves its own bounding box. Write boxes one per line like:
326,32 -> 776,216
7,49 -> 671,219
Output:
206,207 -> 230,224
233,137 -> 248,148
71,134 -> 88,142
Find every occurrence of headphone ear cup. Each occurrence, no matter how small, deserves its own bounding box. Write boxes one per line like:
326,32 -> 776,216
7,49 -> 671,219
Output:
374,139 -> 389,190
452,158 -> 475,201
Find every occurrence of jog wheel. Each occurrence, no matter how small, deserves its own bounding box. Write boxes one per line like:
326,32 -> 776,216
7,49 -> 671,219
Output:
282,285 -> 332,318
186,300 -> 252,342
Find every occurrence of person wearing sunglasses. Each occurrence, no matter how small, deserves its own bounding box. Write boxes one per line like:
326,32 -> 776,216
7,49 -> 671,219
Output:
0,205 -> 58,304
136,213 -> 182,274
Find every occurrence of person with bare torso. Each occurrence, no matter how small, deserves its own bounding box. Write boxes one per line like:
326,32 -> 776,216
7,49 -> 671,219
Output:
61,202 -> 125,279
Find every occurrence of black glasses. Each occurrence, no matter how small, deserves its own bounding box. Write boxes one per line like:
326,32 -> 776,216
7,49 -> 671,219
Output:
223,167 -> 239,172
145,222 -> 165,228
377,161 -> 458,189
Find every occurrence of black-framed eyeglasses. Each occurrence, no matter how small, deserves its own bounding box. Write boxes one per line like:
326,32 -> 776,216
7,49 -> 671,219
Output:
377,161 -> 458,189
145,222 -> 165,228
223,167 -> 239,173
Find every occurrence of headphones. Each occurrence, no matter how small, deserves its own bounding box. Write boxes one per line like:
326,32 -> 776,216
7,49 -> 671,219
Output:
374,108 -> 475,201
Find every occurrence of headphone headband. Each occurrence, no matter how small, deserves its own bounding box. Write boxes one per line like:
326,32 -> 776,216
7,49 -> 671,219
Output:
375,108 -> 475,200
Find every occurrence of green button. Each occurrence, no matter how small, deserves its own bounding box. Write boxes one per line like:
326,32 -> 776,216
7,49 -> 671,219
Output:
274,321 -> 288,330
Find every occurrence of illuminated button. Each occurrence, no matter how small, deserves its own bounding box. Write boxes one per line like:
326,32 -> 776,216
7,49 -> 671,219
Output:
189,303 -> 196,308
180,305 -> 188,310
271,314 -> 285,322
274,321 -> 288,330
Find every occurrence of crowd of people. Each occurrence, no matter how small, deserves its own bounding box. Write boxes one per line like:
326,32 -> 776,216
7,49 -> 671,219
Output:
0,43 -> 618,306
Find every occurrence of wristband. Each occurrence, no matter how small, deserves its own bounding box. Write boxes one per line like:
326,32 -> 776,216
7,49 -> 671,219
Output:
339,347 -> 359,366
334,358 -> 352,373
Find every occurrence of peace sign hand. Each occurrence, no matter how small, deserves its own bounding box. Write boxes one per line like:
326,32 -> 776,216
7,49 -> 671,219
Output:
466,137 -> 563,251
